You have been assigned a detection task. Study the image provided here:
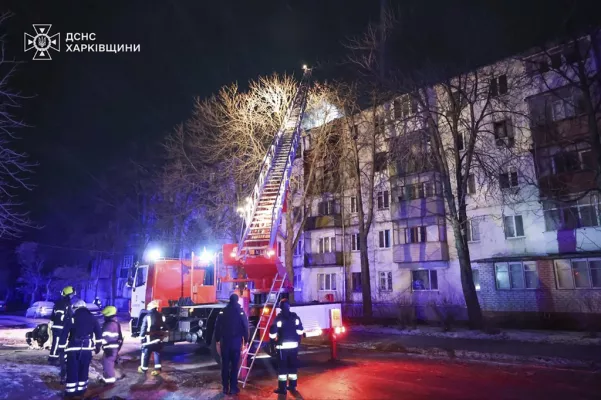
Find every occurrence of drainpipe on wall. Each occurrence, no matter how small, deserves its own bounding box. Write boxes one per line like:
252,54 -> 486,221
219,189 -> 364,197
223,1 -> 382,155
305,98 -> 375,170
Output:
341,193 -> 347,302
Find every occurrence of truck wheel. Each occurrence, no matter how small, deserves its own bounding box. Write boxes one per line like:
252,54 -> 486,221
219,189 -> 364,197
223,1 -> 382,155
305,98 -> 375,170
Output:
210,330 -> 221,366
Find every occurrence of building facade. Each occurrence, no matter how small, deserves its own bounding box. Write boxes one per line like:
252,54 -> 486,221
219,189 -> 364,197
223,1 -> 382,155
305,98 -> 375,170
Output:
276,34 -> 601,327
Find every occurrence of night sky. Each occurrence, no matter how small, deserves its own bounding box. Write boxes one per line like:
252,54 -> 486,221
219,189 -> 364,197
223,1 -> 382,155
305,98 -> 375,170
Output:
1,0 -> 600,248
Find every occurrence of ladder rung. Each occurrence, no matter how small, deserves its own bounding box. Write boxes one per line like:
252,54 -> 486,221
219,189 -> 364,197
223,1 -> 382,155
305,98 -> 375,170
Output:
240,366 -> 251,369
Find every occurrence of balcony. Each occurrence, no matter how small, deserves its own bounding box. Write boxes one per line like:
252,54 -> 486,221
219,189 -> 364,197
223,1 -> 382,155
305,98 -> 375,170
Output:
304,252 -> 344,267
392,241 -> 449,263
530,115 -> 591,148
304,214 -> 342,230
538,170 -> 596,198
391,197 -> 445,220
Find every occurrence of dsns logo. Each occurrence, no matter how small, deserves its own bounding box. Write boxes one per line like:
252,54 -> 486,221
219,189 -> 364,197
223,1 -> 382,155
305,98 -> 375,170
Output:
24,24 -> 60,60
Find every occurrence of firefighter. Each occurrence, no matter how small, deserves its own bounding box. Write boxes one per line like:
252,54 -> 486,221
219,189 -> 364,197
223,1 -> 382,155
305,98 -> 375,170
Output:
138,300 -> 166,376
48,286 -> 75,365
93,297 -> 102,309
26,323 -> 49,349
213,293 -> 249,395
269,298 -> 304,394
100,306 -> 123,384
60,300 -> 102,398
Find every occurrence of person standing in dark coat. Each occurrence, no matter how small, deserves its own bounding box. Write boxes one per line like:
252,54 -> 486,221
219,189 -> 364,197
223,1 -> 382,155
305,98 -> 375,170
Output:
269,298 -> 304,394
60,300 -> 102,398
214,293 -> 249,395
26,323 -> 49,349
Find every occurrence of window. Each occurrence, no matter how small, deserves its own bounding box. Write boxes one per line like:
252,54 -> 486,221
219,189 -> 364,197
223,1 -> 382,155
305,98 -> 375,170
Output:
406,226 -> 427,243
543,196 -> 601,231
352,272 -> 362,292
293,273 -> 302,291
377,191 -> 390,210
401,182 -> 437,201
411,270 -> 438,291
495,262 -> 538,289
466,219 -> 480,242
378,230 -> 391,248
120,255 -> 134,279
555,258 -> 601,289
350,196 -> 358,213
451,90 -> 467,109
351,233 -> 360,251
293,240 -> 303,256
490,74 -> 508,97
456,131 -> 465,151
318,237 -> 336,253
318,200 -> 335,216
499,168 -> 518,189
493,120 -> 513,147
318,273 -> 337,291
504,215 -> 525,238
277,241 -> 282,257
374,152 -> 388,173
472,270 -> 481,291
378,271 -> 393,292
467,174 -> 476,195
394,94 -> 418,119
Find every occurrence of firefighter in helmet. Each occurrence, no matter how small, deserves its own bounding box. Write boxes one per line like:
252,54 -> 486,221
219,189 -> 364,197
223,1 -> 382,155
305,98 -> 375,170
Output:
269,298 -> 304,394
138,300 -> 167,376
60,299 -> 102,398
100,306 -> 123,384
49,285 -> 75,382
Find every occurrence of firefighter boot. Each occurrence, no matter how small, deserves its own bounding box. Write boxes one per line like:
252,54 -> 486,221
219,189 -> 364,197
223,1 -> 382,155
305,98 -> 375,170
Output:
151,369 -> 161,376
274,379 -> 287,395
287,375 -> 298,391
137,366 -> 146,374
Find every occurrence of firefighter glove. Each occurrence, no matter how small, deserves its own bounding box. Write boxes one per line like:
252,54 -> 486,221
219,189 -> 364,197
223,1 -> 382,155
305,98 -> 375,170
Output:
94,343 -> 101,354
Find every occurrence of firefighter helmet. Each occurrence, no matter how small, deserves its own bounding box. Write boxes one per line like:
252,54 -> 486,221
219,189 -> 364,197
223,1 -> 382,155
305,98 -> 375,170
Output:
102,306 -> 117,317
61,286 -> 75,296
147,300 -> 159,310
72,299 -> 87,309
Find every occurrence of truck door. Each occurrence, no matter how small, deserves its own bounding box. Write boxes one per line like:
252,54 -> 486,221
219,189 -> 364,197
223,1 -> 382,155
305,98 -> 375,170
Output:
131,266 -> 148,319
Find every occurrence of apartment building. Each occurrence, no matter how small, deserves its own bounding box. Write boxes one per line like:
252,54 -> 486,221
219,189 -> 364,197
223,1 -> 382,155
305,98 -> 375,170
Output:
283,33 -> 601,325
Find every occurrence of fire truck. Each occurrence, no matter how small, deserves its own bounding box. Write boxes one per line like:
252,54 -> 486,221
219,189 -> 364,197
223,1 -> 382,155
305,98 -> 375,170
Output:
127,66 -> 345,383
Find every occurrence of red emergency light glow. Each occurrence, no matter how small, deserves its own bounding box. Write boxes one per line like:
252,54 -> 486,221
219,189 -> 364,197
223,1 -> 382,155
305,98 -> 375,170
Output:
262,307 -> 271,315
334,326 -> 346,335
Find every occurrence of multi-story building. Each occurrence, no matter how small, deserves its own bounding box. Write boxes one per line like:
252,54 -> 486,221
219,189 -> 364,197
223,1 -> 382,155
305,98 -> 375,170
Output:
282,34 -> 601,326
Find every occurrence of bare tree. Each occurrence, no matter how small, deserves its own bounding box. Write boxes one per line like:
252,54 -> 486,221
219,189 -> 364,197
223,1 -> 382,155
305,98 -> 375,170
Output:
0,13 -> 36,238
16,242 -> 46,305
519,28 -> 601,241
345,10 -> 531,328
283,83 -> 344,302
163,73 -> 298,245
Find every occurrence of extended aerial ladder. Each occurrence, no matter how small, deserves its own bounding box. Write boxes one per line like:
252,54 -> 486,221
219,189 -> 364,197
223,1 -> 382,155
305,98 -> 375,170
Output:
225,67 -> 311,387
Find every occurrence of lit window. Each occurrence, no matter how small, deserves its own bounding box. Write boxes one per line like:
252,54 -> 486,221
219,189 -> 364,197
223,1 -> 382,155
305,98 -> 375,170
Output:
495,262 -> 538,289
554,258 -> 601,289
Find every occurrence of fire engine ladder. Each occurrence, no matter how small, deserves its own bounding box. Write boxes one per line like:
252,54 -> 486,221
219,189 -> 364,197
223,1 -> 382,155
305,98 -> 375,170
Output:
237,68 -> 312,260
238,272 -> 286,388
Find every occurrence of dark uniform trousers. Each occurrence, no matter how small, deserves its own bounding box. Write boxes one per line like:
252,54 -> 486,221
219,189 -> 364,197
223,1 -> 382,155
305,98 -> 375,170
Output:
65,337 -> 94,396
140,341 -> 162,370
220,343 -> 241,391
278,348 -> 299,383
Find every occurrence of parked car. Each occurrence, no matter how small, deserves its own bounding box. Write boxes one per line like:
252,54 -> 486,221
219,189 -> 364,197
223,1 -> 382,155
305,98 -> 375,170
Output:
25,301 -> 55,319
0,300 -> 6,312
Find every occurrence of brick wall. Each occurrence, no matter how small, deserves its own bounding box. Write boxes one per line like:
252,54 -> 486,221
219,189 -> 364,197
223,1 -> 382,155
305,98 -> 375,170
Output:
476,259 -> 601,314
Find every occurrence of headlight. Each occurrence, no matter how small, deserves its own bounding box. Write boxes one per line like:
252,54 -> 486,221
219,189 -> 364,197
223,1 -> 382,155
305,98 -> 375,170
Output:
198,320 -> 204,328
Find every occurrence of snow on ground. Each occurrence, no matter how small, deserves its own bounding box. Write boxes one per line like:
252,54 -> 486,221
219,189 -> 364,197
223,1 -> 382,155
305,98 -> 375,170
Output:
350,325 -> 601,346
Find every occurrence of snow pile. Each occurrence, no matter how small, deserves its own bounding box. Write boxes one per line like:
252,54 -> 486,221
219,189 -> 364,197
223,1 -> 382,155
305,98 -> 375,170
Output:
351,325 -> 601,346
0,327 -> 31,346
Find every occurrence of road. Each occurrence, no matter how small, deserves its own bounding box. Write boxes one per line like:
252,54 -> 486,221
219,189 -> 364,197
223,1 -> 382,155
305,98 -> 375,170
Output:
1,317 -> 599,399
